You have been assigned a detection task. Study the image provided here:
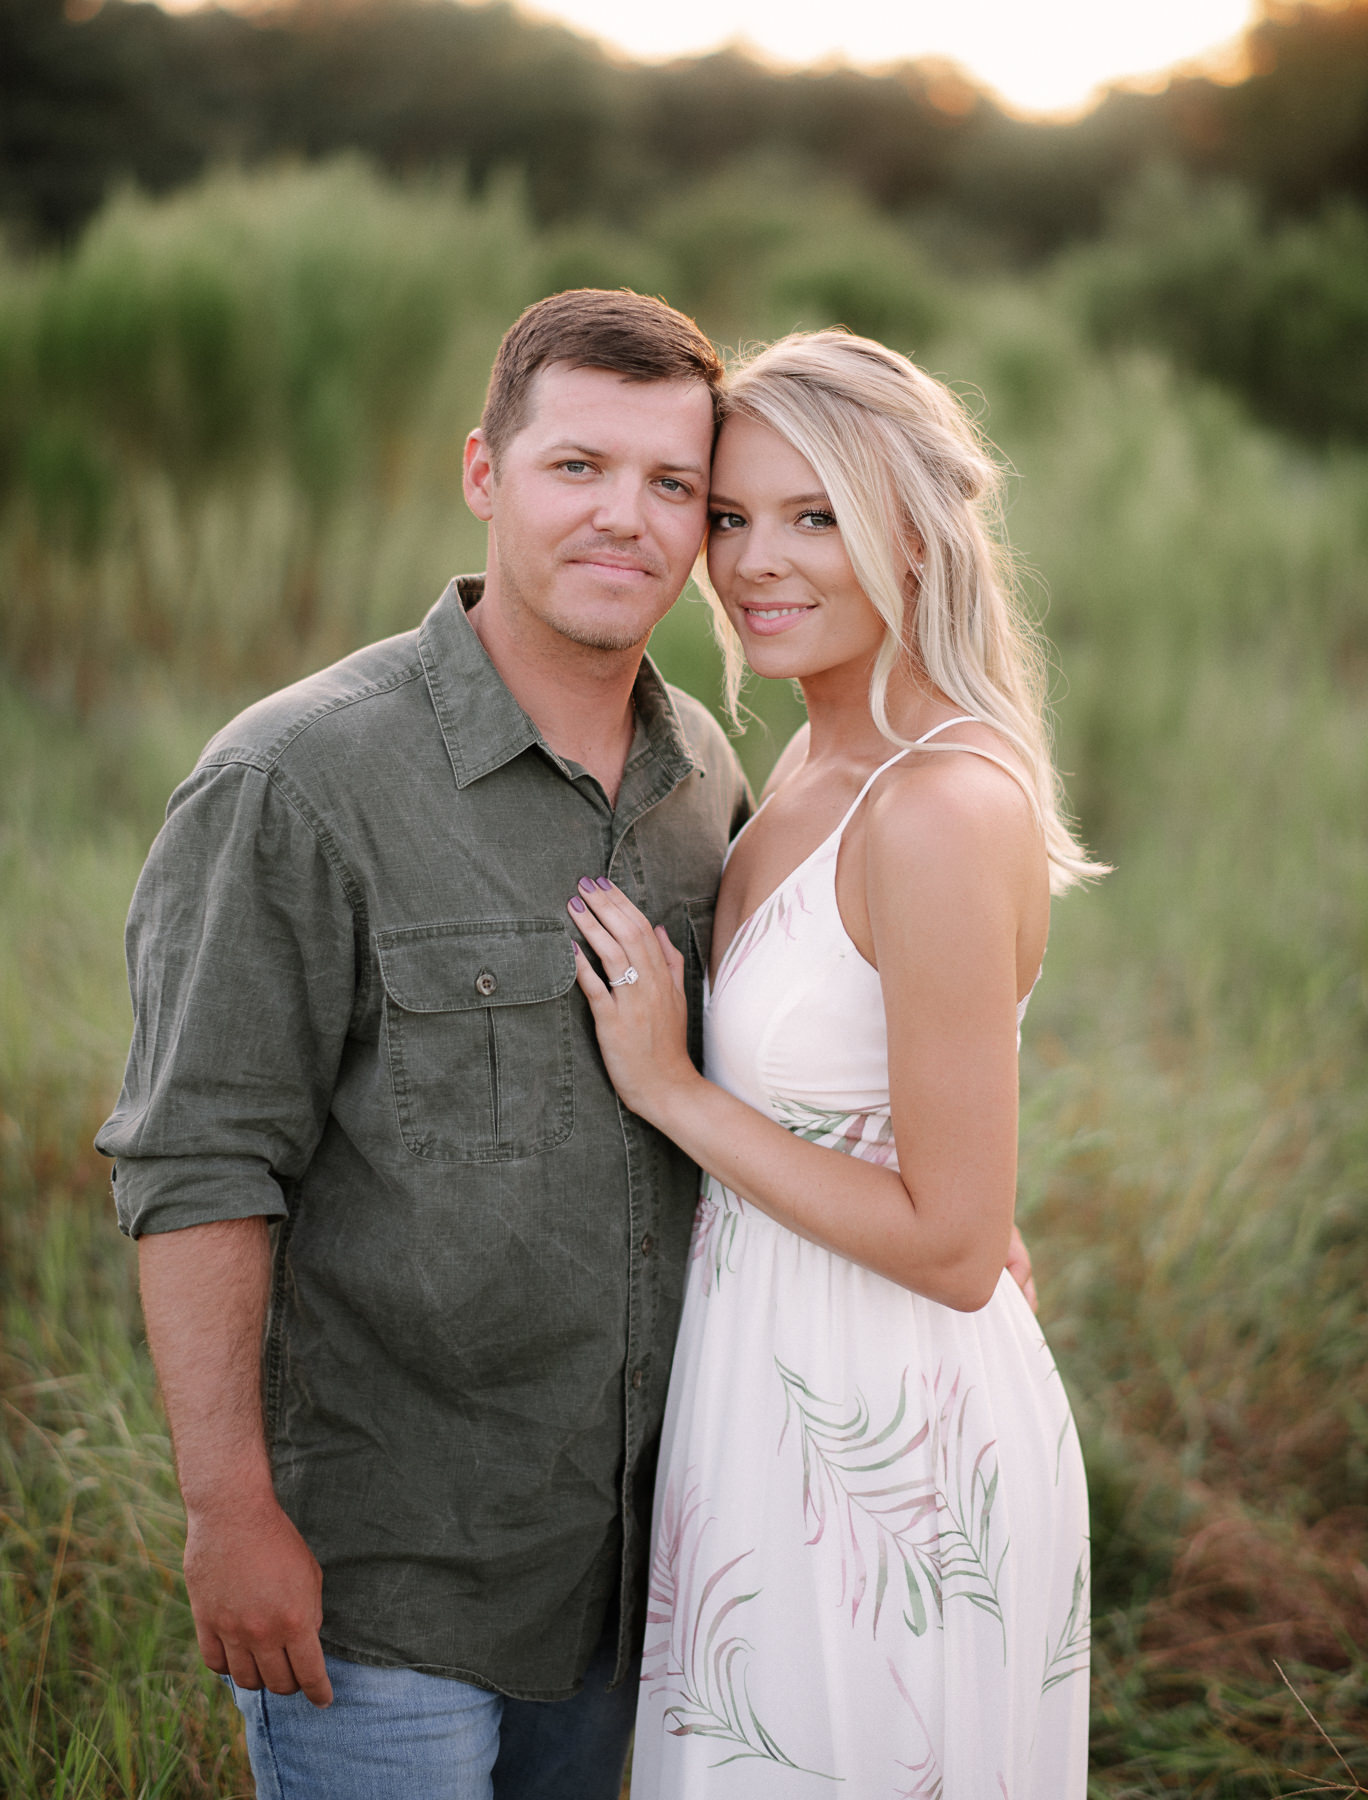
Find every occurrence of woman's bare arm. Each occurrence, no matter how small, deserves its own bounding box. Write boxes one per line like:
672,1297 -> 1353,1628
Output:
569,756 -> 1042,1312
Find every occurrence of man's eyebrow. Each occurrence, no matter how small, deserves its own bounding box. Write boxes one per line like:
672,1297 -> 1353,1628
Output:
545,440 -> 707,477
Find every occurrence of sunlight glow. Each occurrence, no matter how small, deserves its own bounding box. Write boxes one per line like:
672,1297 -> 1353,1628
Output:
514,0 -> 1260,117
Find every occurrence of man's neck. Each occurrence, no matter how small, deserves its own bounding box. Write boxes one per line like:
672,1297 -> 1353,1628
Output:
466,592 -> 642,809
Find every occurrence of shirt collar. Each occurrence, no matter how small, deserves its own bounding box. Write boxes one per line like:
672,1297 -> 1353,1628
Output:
418,576 -> 698,794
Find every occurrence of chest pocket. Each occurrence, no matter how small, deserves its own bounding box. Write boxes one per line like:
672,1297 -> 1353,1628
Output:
377,920 -> 576,1163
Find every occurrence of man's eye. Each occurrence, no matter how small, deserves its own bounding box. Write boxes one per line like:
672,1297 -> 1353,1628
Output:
559,460 -> 591,475
657,477 -> 696,497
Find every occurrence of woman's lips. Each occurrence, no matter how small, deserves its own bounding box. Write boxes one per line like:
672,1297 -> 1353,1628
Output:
740,604 -> 816,636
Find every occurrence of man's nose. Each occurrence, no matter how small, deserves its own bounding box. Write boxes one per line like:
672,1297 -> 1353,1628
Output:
590,476 -> 646,537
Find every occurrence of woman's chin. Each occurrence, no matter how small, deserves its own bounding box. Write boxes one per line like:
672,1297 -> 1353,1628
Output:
742,641 -> 809,681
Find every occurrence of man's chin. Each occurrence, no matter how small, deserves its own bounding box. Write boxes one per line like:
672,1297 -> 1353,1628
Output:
552,617 -> 654,654
543,594 -> 669,655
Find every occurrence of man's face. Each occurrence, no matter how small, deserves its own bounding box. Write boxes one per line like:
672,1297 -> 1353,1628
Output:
463,363 -> 715,654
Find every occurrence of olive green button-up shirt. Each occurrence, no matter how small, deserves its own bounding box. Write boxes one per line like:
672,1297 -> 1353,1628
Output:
97,576 -> 751,1699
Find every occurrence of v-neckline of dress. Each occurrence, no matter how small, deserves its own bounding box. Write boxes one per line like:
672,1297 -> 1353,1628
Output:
708,718 -> 982,988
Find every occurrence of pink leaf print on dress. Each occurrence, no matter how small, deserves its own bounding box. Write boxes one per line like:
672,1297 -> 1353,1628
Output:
644,1473 -> 837,1778
889,1660 -> 943,1800
710,881 -> 812,1003
688,1175 -> 745,1294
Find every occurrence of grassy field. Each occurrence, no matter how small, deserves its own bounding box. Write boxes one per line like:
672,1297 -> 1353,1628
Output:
2,161 -> 1366,1797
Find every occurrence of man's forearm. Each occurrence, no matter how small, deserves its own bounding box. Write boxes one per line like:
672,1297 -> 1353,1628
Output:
138,1214 -> 333,1705
138,1215 -> 276,1509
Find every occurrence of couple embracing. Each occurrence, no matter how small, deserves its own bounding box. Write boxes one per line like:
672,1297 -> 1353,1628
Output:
99,288 -> 1099,1798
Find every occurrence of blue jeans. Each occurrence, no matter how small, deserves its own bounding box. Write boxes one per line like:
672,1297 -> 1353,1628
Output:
224,1627 -> 637,1800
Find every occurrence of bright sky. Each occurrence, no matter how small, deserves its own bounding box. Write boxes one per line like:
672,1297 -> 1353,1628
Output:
517,0 -> 1260,116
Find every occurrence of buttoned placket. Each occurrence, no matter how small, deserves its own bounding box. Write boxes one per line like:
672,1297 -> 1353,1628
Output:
424,583 -> 704,1656
539,709 -> 699,1687
601,730 -> 696,1683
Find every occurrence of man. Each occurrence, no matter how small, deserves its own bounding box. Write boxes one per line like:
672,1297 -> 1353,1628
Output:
98,288 -> 750,1798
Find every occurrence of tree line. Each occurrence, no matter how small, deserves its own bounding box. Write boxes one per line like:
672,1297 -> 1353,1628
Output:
4,0 -> 1368,253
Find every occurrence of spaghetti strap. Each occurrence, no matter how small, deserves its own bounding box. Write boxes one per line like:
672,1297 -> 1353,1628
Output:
912,714 -> 979,746
898,740 -> 1038,810
829,715 -> 983,841
830,748 -> 914,838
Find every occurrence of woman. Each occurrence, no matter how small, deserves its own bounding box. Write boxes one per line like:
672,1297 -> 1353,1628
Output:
566,331 -> 1101,1796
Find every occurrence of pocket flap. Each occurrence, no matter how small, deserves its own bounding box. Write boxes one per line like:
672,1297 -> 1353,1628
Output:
376,920 -> 576,1013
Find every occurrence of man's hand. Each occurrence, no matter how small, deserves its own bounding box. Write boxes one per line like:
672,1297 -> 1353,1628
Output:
185,1493 -> 333,1706
1007,1223 -> 1037,1313
138,1218 -> 333,1709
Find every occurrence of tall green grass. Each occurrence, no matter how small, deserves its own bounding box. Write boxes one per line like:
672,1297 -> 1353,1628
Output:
3,160 -> 1366,1796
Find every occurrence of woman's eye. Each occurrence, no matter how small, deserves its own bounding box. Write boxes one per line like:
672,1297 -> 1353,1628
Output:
799,509 -> 837,530
709,511 -> 746,531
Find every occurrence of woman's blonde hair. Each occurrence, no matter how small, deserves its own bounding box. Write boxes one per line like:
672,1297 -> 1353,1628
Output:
706,329 -> 1105,893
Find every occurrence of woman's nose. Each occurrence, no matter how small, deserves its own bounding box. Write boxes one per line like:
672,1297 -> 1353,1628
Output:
735,528 -> 787,581
730,540 -> 784,583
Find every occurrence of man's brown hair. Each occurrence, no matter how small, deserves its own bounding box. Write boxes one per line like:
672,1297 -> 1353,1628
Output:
480,288 -> 724,463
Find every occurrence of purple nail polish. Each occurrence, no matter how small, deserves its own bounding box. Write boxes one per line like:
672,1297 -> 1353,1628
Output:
569,896 -> 586,912
595,876 -> 613,890
578,877 -> 596,892
571,940 -> 580,953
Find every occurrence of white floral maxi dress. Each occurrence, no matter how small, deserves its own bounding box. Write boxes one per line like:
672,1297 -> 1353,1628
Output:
631,732 -> 1090,1799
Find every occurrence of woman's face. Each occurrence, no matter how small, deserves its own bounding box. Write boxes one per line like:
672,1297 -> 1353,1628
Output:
706,415 -> 887,685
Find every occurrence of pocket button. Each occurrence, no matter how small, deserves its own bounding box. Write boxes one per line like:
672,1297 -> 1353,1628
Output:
474,970 -> 498,997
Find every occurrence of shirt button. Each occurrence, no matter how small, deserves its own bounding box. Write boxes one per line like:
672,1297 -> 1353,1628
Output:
474,970 -> 497,997
631,1368 -> 644,1390
640,1234 -> 654,1257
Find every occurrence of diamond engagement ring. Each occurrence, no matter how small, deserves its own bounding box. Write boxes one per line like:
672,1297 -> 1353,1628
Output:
609,966 -> 640,987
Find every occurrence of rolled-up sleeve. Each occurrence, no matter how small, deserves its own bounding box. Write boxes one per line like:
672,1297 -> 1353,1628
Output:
97,756 -> 360,1238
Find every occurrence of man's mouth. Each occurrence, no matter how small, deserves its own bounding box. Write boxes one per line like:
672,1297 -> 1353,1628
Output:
567,552 -> 660,580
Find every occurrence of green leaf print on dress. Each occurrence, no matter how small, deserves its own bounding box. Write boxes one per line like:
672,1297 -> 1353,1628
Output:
1042,1551 -> 1091,1693
771,1096 -> 899,1166
643,1476 -> 839,1779
776,1360 -> 1008,1655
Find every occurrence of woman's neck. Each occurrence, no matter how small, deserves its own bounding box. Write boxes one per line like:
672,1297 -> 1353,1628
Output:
797,659 -> 949,772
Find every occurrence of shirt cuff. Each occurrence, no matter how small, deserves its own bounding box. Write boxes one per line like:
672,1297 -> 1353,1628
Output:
112,1155 -> 291,1239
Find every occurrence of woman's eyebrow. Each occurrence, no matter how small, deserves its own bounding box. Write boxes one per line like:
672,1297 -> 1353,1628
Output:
708,490 -> 832,508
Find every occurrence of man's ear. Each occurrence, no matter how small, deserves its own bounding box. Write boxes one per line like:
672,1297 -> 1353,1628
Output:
463,430 -> 495,522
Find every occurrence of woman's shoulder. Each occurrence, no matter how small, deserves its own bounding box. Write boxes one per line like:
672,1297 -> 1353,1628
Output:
863,721 -> 1039,874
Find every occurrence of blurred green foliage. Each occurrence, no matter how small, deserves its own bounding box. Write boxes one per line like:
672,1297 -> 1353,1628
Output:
1065,165 -> 1368,442
5,0 -> 1368,257
1,158 -> 1366,1795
